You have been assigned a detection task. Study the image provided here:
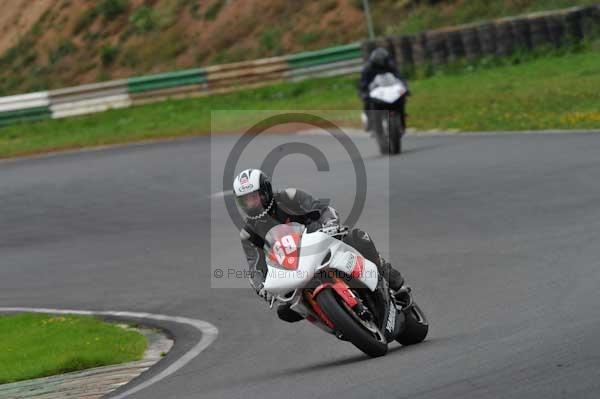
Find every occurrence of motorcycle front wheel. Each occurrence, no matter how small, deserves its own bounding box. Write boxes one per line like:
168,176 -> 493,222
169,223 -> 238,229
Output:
389,112 -> 404,155
316,288 -> 388,357
373,111 -> 403,155
372,112 -> 390,155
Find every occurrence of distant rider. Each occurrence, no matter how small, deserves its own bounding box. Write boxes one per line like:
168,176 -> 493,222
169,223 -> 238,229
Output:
359,47 -> 409,131
234,168 -> 405,323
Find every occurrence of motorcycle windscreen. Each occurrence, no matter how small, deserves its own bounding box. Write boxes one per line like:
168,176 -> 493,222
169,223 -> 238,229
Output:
264,222 -> 305,271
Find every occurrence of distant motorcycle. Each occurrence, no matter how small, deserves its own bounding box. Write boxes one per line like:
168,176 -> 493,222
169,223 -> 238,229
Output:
363,73 -> 408,155
263,222 -> 428,357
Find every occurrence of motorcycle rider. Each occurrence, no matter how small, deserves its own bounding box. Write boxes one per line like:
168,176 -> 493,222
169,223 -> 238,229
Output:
359,47 -> 409,131
234,168 -> 405,323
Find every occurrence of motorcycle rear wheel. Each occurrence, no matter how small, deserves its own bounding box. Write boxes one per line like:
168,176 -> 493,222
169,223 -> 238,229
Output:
396,302 -> 428,346
316,288 -> 388,357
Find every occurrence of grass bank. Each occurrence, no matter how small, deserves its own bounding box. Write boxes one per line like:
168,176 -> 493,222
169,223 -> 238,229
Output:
2,0 -> 595,95
0,47 -> 599,158
0,313 -> 147,384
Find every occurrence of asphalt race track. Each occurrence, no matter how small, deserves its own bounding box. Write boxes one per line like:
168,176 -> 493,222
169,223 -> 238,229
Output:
1,131 -> 600,398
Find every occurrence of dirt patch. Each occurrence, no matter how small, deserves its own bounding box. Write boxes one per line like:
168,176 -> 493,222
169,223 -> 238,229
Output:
0,0 -> 371,95
0,0 -> 53,54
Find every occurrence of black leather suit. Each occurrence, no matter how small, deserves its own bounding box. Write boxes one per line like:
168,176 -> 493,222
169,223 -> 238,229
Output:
240,188 -> 404,322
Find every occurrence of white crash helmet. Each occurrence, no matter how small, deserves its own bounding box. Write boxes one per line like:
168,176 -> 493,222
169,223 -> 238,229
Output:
233,169 -> 274,219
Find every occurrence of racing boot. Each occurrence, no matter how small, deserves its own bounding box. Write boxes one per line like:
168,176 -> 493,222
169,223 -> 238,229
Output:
378,255 -> 404,291
277,303 -> 304,323
379,256 -> 412,307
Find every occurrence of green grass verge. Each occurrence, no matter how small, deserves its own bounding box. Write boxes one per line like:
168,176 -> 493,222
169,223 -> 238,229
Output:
0,313 -> 148,384
0,48 -> 599,158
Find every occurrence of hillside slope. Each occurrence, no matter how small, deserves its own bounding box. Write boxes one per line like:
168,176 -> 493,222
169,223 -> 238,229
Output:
0,0 -> 596,95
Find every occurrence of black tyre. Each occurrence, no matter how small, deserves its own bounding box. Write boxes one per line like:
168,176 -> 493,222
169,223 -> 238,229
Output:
389,114 -> 400,155
396,302 -> 428,346
397,114 -> 404,155
378,138 -> 391,155
316,288 -> 388,357
374,115 -> 390,155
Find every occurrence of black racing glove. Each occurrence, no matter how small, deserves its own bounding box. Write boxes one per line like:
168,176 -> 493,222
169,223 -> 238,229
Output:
256,282 -> 273,303
306,220 -> 323,233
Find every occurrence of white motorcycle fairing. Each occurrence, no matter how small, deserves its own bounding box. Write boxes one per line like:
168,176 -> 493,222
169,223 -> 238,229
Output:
368,72 -> 407,104
262,230 -> 379,295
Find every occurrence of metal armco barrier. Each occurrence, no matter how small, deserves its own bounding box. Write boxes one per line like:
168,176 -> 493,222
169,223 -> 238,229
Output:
0,41 -> 362,125
287,43 -> 362,69
128,69 -> 206,93
0,5 -> 597,127
0,92 -> 51,126
49,80 -> 131,119
285,58 -> 363,81
205,56 -> 288,87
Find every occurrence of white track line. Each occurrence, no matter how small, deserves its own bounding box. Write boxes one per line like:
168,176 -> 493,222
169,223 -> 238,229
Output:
295,128 -> 371,138
409,129 -> 600,137
0,307 -> 219,399
210,190 -> 233,198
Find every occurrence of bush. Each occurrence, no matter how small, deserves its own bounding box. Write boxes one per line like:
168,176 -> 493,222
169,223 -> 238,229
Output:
194,48 -> 209,65
83,31 -> 101,42
20,52 -> 38,68
129,6 -> 155,32
0,37 -> 34,67
49,39 -> 77,64
299,31 -> 321,46
212,48 -> 248,64
176,0 -> 196,12
260,28 -> 282,54
190,2 -> 202,19
320,0 -> 338,13
205,0 -> 225,20
98,0 -> 129,20
100,44 -> 119,66
121,47 -> 141,67
74,8 -> 98,34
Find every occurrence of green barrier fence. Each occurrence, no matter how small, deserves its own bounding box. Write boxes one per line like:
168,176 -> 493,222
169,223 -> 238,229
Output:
287,43 -> 362,70
0,106 -> 52,127
127,68 -> 207,94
